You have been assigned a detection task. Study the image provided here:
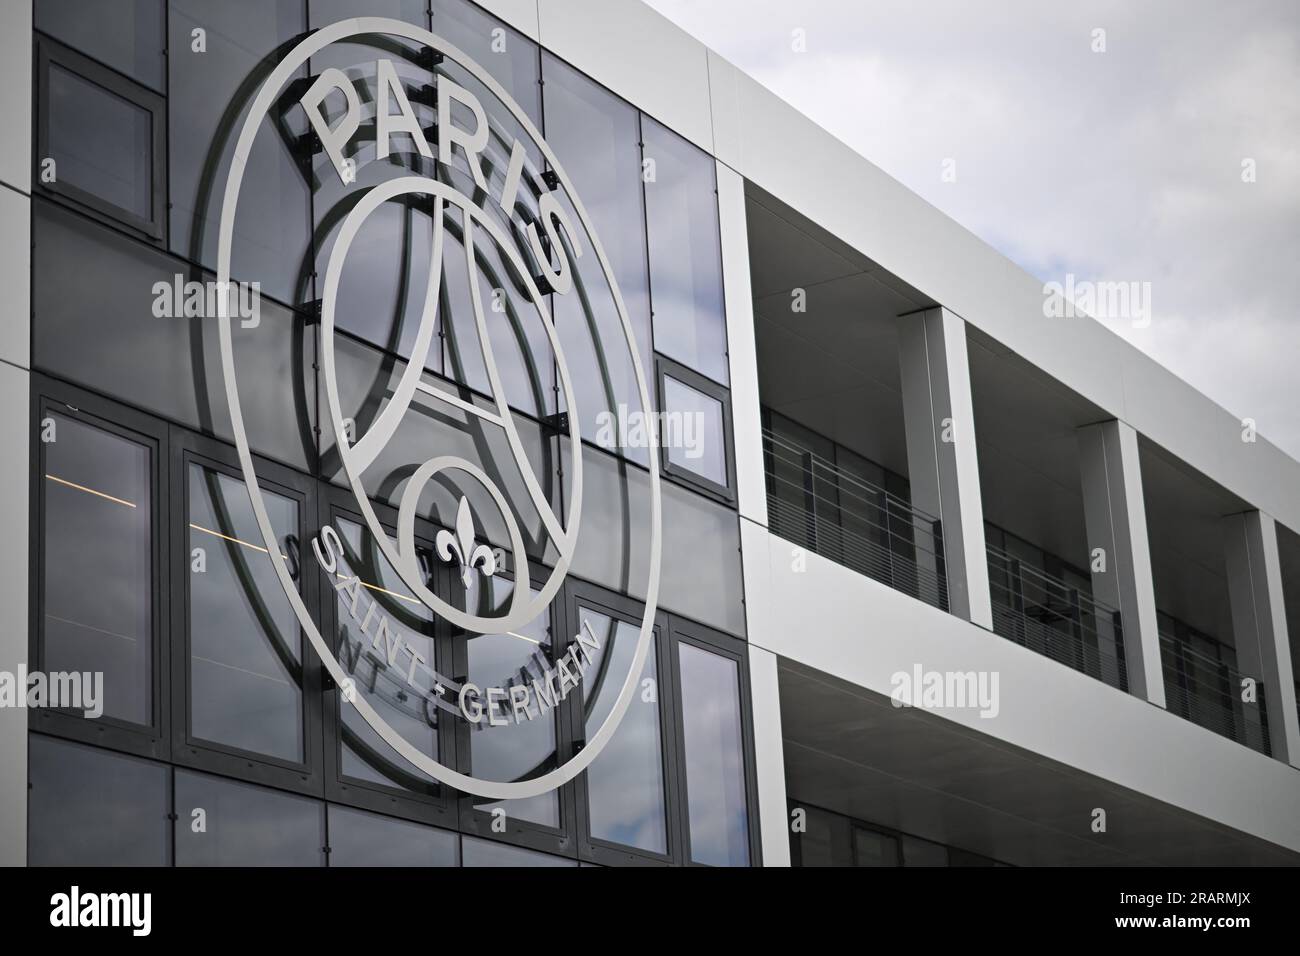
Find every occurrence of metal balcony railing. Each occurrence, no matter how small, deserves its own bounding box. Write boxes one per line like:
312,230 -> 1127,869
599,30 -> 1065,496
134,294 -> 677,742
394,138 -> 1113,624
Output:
1159,632 -> 1271,756
762,428 -> 948,612
986,544 -> 1128,692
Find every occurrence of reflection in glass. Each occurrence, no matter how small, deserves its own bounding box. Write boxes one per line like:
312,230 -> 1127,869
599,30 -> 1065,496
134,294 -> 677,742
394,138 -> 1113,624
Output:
42,413 -> 152,725
543,52 -> 654,463
28,734 -> 170,866
855,827 -> 901,867
187,464 -> 302,761
36,0 -> 165,91
169,0 -> 311,305
466,576 -> 559,827
48,64 -> 153,222
327,805 -> 459,866
580,608 -> 667,854
174,770 -> 324,866
461,835 -> 575,867
641,116 -> 728,385
334,518 -> 440,795
662,373 -> 726,486
679,642 -> 750,866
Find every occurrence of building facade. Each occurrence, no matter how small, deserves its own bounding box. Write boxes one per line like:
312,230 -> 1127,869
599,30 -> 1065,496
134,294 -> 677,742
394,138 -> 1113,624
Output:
0,0 -> 1297,867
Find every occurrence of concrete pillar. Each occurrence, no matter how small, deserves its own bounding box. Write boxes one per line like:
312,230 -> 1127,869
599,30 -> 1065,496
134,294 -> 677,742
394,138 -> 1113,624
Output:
1223,511 -> 1299,766
716,160 -> 766,527
1077,420 -> 1165,707
748,644 -> 789,866
898,307 -> 992,628
0,0 -> 31,866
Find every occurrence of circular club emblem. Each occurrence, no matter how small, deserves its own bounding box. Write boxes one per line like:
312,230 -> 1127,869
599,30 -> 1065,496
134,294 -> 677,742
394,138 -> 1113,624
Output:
215,18 -> 661,799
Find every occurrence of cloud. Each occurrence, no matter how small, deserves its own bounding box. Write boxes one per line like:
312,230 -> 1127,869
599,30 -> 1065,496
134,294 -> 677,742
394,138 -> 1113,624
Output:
646,0 -> 1300,458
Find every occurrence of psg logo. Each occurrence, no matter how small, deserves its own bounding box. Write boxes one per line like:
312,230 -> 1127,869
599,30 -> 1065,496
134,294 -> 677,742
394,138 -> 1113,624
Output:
214,18 -> 661,800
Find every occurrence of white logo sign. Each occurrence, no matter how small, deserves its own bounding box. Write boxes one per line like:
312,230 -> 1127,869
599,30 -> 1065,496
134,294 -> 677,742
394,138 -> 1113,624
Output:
214,19 -> 661,800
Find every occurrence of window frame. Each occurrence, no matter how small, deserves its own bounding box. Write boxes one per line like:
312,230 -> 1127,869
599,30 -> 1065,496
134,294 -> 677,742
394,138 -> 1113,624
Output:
655,354 -> 736,505
35,35 -> 168,242
317,483 -> 460,830
167,427 -> 324,797
450,555 -> 580,858
667,614 -> 763,867
566,577 -> 681,867
30,376 -> 171,759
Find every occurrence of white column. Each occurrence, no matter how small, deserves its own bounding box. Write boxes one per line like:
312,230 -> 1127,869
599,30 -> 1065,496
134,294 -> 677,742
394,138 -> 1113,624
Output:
0,0 -> 31,867
716,160 -> 766,527
748,644 -> 790,866
1223,511 -> 1299,767
898,307 -> 992,628
1077,420 -> 1165,707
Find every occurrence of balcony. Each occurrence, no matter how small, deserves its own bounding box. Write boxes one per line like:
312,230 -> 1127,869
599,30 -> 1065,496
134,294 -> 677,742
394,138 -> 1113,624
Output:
762,427 -> 948,612
1159,626 -> 1271,756
986,543 -> 1128,693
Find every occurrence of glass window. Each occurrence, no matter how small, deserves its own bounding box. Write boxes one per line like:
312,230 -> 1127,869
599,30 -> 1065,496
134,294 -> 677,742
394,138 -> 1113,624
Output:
327,805 -> 459,866
678,642 -> 749,866
793,804 -> 852,867
333,517 -> 441,796
431,0 -> 541,127
41,412 -> 153,726
187,463 -> 303,761
662,371 -> 727,488
579,607 -> 667,855
174,770 -> 325,866
641,115 -> 727,385
28,735 -> 170,866
543,52 -> 654,463
854,827 -> 901,866
45,61 -> 156,227
465,577 -> 559,828
901,834 -> 949,867
169,0 -> 311,306
461,835 -> 576,867
36,0 -> 165,91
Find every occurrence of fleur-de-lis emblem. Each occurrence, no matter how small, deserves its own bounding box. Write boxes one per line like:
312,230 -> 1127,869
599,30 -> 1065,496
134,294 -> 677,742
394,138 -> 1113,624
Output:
436,496 -> 497,588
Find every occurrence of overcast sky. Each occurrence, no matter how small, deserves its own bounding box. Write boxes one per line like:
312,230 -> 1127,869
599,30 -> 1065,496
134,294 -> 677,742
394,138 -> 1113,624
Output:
645,0 -> 1300,459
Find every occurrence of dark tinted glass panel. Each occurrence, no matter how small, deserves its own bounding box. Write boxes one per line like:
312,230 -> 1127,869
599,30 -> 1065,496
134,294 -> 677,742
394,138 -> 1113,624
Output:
679,642 -> 749,866
430,0 -> 541,126
579,607 -> 666,854
187,464 -> 302,761
461,835 -> 575,867
662,373 -> 726,486
42,413 -> 152,725
168,0 -> 311,306
563,440 -> 745,636
37,0 -> 165,90
901,834 -> 949,867
174,770 -> 325,866
28,735 -> 170,866
854,827 -> 900,866
641,116 -> 727,385
334,517 -> 441,795
794,805 -> 852,867
466,577 -> 559,828
48,64 -> 153,222
327,805 -> 459,866
543,52 -> 654,463
34,203 -> 317,474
